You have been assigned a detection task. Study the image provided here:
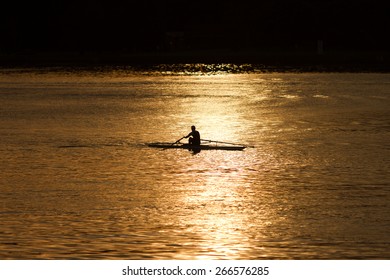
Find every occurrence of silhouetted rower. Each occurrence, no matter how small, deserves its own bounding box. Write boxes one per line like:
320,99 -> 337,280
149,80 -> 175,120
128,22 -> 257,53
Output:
184,125 -> 200,145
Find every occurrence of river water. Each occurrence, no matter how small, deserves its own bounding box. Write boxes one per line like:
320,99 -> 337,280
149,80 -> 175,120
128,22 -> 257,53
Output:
0,69 -> 389,259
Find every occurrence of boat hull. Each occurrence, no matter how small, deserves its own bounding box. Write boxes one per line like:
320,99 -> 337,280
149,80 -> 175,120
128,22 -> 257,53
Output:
148,143 -> 245,151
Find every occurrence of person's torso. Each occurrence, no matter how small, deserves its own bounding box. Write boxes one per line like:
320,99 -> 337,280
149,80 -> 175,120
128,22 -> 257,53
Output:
192,131 -> 200,140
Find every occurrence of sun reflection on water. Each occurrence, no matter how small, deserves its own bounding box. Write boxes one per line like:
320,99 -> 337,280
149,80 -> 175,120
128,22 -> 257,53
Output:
158,74 -> 272,259
178,170 -> 253,258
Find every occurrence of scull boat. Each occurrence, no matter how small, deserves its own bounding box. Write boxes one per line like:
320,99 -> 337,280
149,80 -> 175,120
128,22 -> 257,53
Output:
148,142 -> 246,151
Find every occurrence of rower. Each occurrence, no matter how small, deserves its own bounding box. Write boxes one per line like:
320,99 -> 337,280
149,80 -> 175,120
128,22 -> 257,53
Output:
184,125 -> 200,145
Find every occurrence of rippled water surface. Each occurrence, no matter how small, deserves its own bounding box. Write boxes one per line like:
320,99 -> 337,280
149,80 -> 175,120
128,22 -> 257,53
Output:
0,70 -> 389,259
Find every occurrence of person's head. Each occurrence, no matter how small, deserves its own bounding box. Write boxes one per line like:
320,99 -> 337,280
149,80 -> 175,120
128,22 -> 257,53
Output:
191,125 -> 196,131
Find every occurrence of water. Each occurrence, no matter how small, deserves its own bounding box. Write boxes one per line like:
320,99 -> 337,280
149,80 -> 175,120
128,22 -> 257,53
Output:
0,69 -> 389,259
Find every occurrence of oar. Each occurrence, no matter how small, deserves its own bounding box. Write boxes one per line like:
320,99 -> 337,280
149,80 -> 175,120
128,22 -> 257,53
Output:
163,136 -> 185,150
201,139 -> 254,148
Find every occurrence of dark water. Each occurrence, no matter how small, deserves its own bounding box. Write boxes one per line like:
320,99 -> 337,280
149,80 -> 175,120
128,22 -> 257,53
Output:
0,70 -> 389,259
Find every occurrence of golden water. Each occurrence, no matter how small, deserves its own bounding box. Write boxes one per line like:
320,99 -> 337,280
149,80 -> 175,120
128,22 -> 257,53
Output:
0,70 -> 389,259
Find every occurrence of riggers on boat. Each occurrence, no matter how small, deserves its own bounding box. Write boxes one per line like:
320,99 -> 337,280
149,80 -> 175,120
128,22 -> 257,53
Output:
148,142 -> 246,151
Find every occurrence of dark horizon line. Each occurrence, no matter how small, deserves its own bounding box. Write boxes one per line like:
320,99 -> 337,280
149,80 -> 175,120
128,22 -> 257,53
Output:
1,49 -> 389,72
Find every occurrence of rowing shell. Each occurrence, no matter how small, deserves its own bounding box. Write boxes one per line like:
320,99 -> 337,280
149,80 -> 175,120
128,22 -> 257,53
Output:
148,142 -> 246,151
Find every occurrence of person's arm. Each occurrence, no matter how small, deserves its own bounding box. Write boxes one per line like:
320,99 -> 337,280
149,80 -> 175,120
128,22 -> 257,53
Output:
184,132 -> 192,138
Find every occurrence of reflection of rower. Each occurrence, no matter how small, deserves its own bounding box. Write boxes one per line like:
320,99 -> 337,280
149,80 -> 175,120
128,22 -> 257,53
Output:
184,125 -> 200,145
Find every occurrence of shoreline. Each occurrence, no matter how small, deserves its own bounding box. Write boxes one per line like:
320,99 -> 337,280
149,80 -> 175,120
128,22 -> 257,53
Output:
0,50 -> 389,73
